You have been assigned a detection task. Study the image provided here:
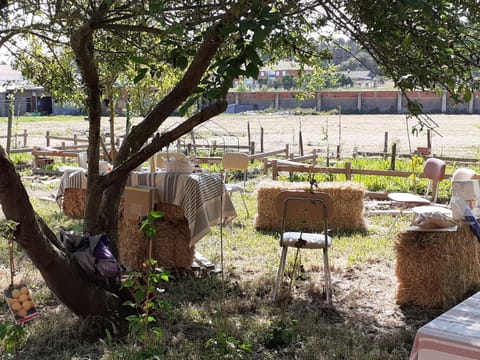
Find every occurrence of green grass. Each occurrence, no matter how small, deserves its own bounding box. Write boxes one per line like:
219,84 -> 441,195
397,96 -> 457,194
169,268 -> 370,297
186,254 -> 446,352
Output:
0,162 -> 450,359
0,115 -> 85,123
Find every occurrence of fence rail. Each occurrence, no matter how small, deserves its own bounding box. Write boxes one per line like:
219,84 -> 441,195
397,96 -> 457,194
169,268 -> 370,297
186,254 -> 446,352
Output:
269,160 -> 474,182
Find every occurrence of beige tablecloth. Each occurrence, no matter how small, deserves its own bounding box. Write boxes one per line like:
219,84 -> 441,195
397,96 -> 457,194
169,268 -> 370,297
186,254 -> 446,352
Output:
410,291 -> 480,360
56,169 -> 236,245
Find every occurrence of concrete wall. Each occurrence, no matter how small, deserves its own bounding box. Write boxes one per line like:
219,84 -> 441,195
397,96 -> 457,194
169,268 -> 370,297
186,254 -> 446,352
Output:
226,90 -> 480,114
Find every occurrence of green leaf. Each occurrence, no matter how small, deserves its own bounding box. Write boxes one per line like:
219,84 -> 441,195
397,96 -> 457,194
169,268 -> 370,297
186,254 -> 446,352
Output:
152,327 -> 163,339
176,55 -> 188,70
150,210 -> 165,219
245,63 -> 259,78
463,88 -> 472,103
148,0 -> 164,13
130,56 -> 150,65
244,45 -> 262,65
125,315 -> 139,322
252,27 -> 269,46
133,68 -> 148,84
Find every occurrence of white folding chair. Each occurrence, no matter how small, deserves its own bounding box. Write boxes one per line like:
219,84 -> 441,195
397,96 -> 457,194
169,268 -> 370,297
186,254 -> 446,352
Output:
77,151 -> 88,169
222,152 -> 249,218
273,190 -> 334,304
149,152 -> 187,171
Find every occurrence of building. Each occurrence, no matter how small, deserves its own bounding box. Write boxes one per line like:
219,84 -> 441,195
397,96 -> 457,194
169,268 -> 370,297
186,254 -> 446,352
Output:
0,64 -> 56,117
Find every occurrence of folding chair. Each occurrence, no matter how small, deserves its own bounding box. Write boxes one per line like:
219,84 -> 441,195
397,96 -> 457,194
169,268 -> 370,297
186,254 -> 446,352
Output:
387,157 -> 446,233
149,152 -> 187,171
222,152 -> 249,218
273,190 -> 334,304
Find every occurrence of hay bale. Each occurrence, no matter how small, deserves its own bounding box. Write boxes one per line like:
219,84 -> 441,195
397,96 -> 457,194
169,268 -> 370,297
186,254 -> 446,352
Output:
395,222 -> 480,308
118,203 -> 194,270
255,180 -> 366,231
63,188 -> 86,219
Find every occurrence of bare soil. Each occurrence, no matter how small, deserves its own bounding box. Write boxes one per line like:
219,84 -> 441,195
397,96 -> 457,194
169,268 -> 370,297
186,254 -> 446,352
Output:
8,113 -> 480,159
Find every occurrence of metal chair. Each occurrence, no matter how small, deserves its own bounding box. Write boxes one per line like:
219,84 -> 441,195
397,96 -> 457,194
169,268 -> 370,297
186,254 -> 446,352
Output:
149,152 -> 187,171
222,152 -> 249,218
387,157 -> 447,233
273,190 -> 334,304
423,157 -> 447,203
452,168 -> 476,182
77,151 -> 88,169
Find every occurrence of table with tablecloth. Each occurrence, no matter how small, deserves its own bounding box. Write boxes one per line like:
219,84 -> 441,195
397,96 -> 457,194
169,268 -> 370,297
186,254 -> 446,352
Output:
126,171 -> 236,245
56,168 -> 236,244
410,291 -> 480,360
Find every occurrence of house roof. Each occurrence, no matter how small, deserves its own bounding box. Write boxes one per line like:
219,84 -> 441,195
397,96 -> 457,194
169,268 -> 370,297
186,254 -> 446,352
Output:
341,70 -> 373,80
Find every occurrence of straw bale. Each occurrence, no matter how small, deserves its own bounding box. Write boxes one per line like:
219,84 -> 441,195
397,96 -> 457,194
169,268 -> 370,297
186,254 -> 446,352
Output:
255,180 -> 366,231
395,222 -> 480,308
63,188 -> 86,219
118,203 -> 194,270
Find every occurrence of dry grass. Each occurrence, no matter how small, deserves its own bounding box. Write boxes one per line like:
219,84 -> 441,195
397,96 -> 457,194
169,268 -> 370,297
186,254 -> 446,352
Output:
2,173 -> 473,359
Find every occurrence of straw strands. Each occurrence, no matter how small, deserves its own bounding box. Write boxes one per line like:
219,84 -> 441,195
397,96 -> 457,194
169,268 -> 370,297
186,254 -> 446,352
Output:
62,188 -> 86,219
118,203 -> 194,270
255,180 -> 366,231
395,222 -> 480,308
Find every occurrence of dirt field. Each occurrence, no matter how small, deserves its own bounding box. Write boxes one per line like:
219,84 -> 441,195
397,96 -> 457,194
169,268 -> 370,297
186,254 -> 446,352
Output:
9,113 -> 480,159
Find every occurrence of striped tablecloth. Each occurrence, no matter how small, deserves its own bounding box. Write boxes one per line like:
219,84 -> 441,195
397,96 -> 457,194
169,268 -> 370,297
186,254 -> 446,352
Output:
410,291 -> 480,360
56,169 -> 237,245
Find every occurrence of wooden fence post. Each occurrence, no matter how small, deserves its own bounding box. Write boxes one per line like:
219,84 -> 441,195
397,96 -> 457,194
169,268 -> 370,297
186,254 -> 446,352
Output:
22,129 -> 27,147
272,159 -> 278,180
285,144 -> 289,158
299,130 -> 304,156
345,162 -> 352,181
61,142 -> 66,163
260,126 -> 264,153
390,143 -> 397,170
263,158 -> 268,175
383,132 -> 388,159
250,141 -> 255,154
46,131 -> 50,147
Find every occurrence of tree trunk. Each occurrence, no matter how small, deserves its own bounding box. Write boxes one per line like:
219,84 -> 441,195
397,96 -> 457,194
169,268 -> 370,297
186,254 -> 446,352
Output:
0,148 -> 124,321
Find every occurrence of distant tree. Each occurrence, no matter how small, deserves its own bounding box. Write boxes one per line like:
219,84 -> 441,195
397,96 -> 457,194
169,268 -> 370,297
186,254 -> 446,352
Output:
337,51 -> 379,73
257,77 -> 269,87
338,74 -> 354,87
272,79 -> 282,89
281,74 -> 297,90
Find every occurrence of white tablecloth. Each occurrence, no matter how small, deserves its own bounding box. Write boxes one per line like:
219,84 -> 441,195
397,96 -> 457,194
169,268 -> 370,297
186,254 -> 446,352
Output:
56,169 -> 237,245
410,291 -> 480,360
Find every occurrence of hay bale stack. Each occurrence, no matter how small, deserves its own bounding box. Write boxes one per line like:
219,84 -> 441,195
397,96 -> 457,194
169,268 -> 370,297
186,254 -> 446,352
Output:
63,188 -> 86,219
395,222 -> 480,308
118,203 -> 194,270
255,180 -> 366,231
